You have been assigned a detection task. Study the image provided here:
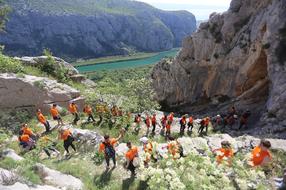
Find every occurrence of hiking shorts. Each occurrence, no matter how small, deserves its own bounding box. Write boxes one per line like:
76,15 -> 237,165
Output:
53,116 -> 61,121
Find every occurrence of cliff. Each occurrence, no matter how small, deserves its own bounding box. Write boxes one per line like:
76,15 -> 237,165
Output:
0,0 -> 196,58
152,0 -> 286,127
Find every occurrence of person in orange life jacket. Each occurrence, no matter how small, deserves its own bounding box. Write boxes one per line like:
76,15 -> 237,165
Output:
50,104 -> 64,126
19,133 -> 36,150
140,137 -> 158,167
198,118 -> 206,135
165,120 -> 172,138
69,101 -> 80,125
187,115 -> 194,132
213,141 -> 234,166
239,110 -> 251,130
83,104 -> 95,123
134,114 -> 141,133
144,114 -> 151,136
249,139 -> 272,167
168,112 -> 174,124
125,141 -> 139,176
37,109 -> 51,132
99,132 -> 123,169
166,137 -> 184,159
58,128 -> 76,155
160,114 -> 168,135
20,123 -> 36,140
179,115 -> 187,136
151,113 -> 157,134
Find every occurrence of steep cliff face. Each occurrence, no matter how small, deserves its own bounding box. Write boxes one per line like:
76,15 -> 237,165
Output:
152,0 -> 286,125
0,0 -> 196,58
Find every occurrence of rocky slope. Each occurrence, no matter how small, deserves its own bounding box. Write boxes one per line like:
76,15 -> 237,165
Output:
152,0 -> 286,127
0,0 -> 196,59
0,73 -> 85,113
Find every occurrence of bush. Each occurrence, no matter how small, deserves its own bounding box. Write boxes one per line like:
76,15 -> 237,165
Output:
0,52 -> 24,73
33,80 -> 45,90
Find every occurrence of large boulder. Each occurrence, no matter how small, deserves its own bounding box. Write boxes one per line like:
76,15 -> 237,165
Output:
151,0 -> 286,133
14,56 -> 78,76
0,73 -> 85,113
34,164 -> 83,190
1,149 -> 24,161
0,168 -> 19,185
0,182 -> 60,190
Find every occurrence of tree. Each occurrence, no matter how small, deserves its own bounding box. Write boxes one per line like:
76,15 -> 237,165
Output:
0,0 -> 10,32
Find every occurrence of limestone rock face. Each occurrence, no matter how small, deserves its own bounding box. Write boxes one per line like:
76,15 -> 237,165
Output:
34,163 -> 83,190
0,73 -> 84,113
152,0 -> 286,126
0,182 -> 60,190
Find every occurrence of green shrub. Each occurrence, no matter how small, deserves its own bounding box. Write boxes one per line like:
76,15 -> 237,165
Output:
0,52 -> 24,73
33,80 -> 45,90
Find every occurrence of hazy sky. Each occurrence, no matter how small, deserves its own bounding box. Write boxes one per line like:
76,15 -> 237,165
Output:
136,0 -> 231,20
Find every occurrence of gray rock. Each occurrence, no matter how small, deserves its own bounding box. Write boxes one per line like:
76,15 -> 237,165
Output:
151,0 -> 286,132
34,163 -> 83,190
0,73 -> 85,113
14,56 -> 78,76
0,168 -> 19,185
1,149 -> 24,161
0,182 -> 60,190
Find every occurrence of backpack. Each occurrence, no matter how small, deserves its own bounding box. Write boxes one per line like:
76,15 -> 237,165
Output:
103,142 -> 115,158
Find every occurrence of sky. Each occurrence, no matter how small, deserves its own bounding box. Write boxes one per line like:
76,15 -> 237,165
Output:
136,0 -> 231,20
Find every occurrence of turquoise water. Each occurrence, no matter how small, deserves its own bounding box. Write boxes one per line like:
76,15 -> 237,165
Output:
76,49 -> 179,72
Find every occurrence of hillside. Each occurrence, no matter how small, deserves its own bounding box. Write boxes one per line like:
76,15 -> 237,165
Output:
0,0 -> 196,59
151,0 -> 286,135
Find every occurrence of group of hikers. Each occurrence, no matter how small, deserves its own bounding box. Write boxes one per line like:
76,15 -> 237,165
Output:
17,101 -> 275,178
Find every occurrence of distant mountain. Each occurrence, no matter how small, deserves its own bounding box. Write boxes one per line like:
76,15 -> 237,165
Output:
0,0 -> 196,59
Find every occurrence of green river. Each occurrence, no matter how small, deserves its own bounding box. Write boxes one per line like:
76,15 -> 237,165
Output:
76,49 -> 179,72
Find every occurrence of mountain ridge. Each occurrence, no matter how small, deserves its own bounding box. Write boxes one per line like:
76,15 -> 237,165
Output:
0,0 -> 196,59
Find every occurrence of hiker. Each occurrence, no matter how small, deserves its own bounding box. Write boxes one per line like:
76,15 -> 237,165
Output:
144,114 -> 151,136
20,124 -> 36,140
99,132 -> 123,169
165,120 -> 172,138
96,104 -> 104,124
125,141 -> 139,176
166,137 -> 183,159
38,135 -> 60,158
214,115 -> 223,131
19,134 -> 35,150
151,113 -> 157,134
249,139 -> 272,167
179,115 -> 187,136
134,114 -> 141,133
198,118 -> 206,135
118,107 -> 123,116
213,140 -> 234,166
140,137 -> 158,167
239,110 -> 251,130
168,112 -> 174,125
204,117 -> 210,135
160,114 -> 168,135
228,106 -> 236,117
69,101 -> 80,125
187,115 -> 194,132
124,112 -> 132,131
58,128 -> 76,156
83,104 -> 95,123
37,109 -> 50,133
50,104 -> 64,126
